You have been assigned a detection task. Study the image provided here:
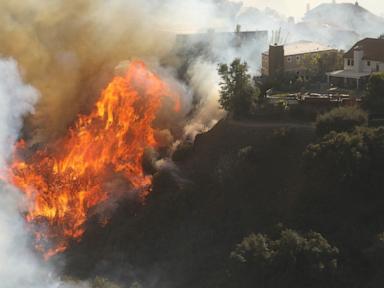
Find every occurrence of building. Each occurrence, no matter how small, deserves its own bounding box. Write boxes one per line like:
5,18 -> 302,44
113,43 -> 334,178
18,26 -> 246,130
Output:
175,28 -> 268,55
176,30 -> 268,48
262,41 -> 337,77
172,27 -> 268,73
327,38 -> 384,89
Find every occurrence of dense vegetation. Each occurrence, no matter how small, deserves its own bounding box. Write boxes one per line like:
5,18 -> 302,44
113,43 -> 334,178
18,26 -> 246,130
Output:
364,72 -> 384,114
315,106 -> 368,136
64,63 -> 384,288
230,228 -> 339,288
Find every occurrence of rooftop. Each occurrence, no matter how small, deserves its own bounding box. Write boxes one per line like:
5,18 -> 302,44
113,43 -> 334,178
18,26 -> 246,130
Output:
284,41 -> 335,56
326,69 -> 371,79
264,41 -> 335,56
176,30 -> 267,39
344,38 -> 384,62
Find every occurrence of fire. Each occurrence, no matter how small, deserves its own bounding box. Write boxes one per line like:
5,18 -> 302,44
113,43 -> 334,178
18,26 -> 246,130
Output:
8,60 -> 180,259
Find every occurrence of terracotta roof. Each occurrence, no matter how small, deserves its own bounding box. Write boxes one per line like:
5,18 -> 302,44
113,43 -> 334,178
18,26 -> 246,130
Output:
344,38 -> 384,62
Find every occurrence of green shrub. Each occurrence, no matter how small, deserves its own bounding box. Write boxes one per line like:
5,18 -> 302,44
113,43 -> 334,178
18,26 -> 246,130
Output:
315,106 -> 368,137
230,228 -> 339,287
303,127 -> 384,192
364,72 -> 384,113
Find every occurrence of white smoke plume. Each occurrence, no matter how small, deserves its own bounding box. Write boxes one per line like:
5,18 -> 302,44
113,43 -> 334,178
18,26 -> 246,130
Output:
0,58 -> 89,288
0,58 -> 51,287
184,60 -> 226,140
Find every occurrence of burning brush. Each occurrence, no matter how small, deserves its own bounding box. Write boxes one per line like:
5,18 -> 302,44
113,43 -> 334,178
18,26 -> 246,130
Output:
7,60 -> 180,259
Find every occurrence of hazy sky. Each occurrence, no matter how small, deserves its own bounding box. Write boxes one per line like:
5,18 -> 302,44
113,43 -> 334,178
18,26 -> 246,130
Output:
237,0 -> 384,19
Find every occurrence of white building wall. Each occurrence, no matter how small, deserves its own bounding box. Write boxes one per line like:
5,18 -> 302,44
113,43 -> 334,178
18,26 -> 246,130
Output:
353,49 -> 364,73
375,61 -> 384,72
344,58 -> 354,70
361,60 -> 384,73
344,58 -> 384,73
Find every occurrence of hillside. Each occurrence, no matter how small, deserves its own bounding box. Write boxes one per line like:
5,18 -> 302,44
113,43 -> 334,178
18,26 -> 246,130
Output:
63,117 -> 384,288
303,2 -> 384,36
64,119 -> 316,287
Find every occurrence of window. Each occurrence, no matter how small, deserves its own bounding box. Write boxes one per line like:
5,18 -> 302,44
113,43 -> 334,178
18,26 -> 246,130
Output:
367,61 -> 371,66
287,57 -> 291,63
351,60 -> 354,66
296,56 -> 301,62
347,59 -> 351,66
377,64 -> 380,72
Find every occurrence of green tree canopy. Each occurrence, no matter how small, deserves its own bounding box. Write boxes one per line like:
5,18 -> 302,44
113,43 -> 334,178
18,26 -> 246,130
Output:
300,51 -> 344,80
315,106 -> 368,137
218,58 -> 260,118
230,229 -> 339,287
304,127 -> 384,193
364,72 -> 384,114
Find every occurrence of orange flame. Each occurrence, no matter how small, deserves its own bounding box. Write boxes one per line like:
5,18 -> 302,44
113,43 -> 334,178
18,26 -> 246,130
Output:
8,60 -> 180,259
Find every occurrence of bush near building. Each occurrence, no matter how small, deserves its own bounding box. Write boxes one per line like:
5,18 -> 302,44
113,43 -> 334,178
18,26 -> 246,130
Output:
315,106 -> 368,137
364,72 -> 384,114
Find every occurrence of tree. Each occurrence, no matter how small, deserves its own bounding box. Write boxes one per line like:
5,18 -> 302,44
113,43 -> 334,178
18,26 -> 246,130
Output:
364,72 -> 384,114
230,228 -> 339,287
299,51 -> 344,81
315,106 -> 368,137
218,58 -> 260,118
303,127 -> 384,194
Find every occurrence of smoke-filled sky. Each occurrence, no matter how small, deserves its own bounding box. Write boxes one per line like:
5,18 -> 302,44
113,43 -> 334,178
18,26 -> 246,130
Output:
239,0 -> 384,18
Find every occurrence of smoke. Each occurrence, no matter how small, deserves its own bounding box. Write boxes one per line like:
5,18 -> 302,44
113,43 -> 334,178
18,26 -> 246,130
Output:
0,58 -> 52,287
0,1 -> 169,142
0,0 -> 235,143
183,60 -> 225,140
234,2 -> 384,50
0,0 -> 381,144
0,58 -> 94,288
0,182 -> 54,288
167,0 -> 384,141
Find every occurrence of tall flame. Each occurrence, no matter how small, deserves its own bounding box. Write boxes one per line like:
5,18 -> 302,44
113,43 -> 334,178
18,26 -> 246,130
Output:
8,60 -> 180,259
